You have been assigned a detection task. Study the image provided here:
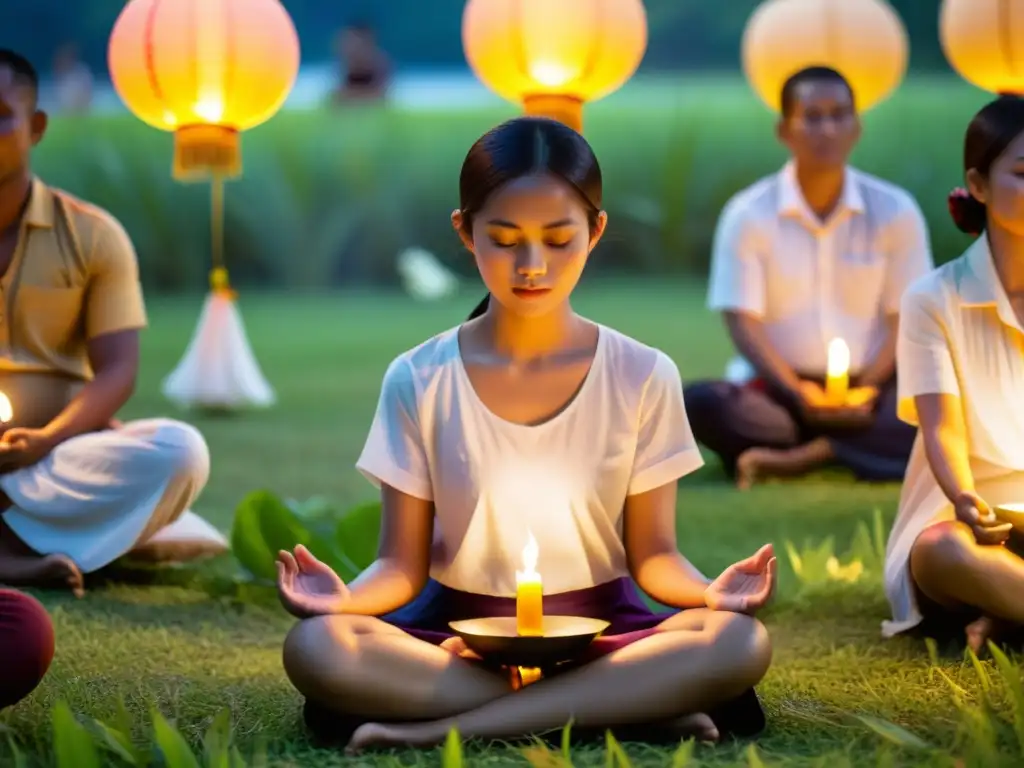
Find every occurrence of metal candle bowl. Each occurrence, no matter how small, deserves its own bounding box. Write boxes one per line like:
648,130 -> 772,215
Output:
448,616 -> 610,668
994,503 -> 1024,532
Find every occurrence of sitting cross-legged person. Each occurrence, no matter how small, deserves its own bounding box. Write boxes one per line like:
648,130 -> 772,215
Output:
0,589 -> 54,710
684,67 -> 932,488
883,96 -> 1024,650
0,49 -> 226,593
278,117 -> 775,754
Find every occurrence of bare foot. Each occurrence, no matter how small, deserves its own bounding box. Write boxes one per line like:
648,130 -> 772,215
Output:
735,448 -> 777,490
346,721 -> 433,753
665,712 -> 719,742
0,553 -> 84,597
966,615 -> 1000,654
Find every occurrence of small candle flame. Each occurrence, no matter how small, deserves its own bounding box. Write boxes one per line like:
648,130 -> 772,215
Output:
827,338 -> 850,377
517,531 -> 539,581
0,392 -> 12,423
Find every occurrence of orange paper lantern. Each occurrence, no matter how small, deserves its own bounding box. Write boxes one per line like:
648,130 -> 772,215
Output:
462,0 -> 647,132
940,0 -> 1024,96
741,0 -> 908,113
108,0 -> 300,180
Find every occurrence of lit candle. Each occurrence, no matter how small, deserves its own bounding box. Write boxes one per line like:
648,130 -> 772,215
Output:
825,338 -> 850,406
515,531 -> 543,637
0,391 -> 12,423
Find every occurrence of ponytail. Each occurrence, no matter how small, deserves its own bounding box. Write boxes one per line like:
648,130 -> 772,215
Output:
466,294 -> 490,320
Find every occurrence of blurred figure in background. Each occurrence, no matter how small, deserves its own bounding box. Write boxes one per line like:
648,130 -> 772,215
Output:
684,67 -> 932,489
332,22 -> 392,104
0,50 -> 226,595
51,43 -> 92,115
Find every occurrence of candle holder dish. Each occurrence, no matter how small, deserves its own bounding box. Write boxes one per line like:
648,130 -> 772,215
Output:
994,503 -> 1024,532
448,616 -> 610,668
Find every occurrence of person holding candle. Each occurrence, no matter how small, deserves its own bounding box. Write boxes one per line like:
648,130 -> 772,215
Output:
683,66 -> 933,489
883,96 -> 1024,649
0,50 -> 226,594
278,116 -> 777,752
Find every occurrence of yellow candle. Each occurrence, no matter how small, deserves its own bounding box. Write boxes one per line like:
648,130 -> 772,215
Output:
0,391 -> 13,423
515,531 -> 543,637
825,338 -> 850,406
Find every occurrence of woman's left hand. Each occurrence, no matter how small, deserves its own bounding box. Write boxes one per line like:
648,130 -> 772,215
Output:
704,543 -> 777,615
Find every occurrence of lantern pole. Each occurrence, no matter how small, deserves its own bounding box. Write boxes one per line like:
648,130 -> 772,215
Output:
209,173 -> 231,296
522,95 -> 585,134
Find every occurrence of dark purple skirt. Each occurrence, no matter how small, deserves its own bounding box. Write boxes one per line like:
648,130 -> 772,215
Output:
302,577 -> 766,745
382,576 -> 670,661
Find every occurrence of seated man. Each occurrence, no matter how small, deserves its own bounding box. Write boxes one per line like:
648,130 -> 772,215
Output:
0,49 -> 227,593
0,590 -> 53,709
684,67 -> 932,489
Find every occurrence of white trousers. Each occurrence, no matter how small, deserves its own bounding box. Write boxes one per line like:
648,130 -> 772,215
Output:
1,418 -> 226,573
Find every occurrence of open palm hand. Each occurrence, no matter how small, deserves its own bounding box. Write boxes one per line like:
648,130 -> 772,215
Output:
705,543 -> 777,615
276,545 -> 350,618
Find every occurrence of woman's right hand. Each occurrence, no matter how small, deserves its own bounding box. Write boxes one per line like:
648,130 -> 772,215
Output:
954,491 -> 1011,546
276,545 -> 350,618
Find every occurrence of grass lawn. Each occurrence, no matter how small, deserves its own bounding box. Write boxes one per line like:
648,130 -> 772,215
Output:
0,279 -> 1015,766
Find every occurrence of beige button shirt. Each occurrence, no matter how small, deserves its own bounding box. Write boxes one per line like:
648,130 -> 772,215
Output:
883,236 -> 1024,636
708,162 -> 933,381
0,177 -> 147,426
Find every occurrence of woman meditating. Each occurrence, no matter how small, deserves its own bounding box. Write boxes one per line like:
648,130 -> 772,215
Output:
883,96 -> 1024,648
278,117 -> 776,752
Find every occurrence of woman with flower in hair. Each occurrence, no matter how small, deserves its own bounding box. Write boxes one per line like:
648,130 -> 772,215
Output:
883,95 -> 1024,649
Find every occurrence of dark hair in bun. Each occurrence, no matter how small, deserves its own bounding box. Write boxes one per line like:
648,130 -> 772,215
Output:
947,187 -> 986,235
951,95 -> 1024,235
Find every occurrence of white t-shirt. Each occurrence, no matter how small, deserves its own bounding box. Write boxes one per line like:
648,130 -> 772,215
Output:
707,161 -> 933,381
356,324 -> 704,596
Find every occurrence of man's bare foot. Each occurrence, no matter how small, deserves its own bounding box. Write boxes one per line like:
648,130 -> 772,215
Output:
966,615 -> 1001,654
735,439 -> 834,490
0,553 -> 84,597
735,448 -> 777,490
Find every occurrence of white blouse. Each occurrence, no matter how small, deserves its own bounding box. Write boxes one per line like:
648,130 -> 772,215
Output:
356,324 -> 704,596
883,236 -> 1024,636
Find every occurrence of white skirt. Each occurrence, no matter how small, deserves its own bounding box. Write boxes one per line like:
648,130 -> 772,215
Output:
1,418 -> 227,573
883,434 -> 1024,637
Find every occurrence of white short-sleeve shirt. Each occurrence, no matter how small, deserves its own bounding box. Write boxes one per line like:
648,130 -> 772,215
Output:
883,236 -> 1024,636
356,324 -> 704,596
707,161 -> 933,381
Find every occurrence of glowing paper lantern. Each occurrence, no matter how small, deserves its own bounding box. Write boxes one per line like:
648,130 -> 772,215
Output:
462,0 -> 648,132
107,0 -> 298,411
108,0 -> 300,180
940,0 -> 1024,96
741,0 -> 909,113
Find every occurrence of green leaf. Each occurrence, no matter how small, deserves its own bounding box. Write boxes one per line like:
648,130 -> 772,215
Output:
231,490 -> 341,581
52,700 -> 102,768
442,727 -> 463,768
334,501 -> 382,579
86,716 -> 139,765
854,714 -> 933,751
560,719 -> 574,762
603,730 -> 632,768
745,743 -> 767,768
5,736 -> 28,768
203,708 -> 232,768
150,708 -> 201,768
988,641 -> 1024,752
671,738 -> 696,767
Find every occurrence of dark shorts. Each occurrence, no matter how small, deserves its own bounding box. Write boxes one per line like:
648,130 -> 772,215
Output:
303,578 -> 766,745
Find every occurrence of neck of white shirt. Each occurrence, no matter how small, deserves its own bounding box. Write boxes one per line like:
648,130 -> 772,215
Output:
793,162 -> 846,221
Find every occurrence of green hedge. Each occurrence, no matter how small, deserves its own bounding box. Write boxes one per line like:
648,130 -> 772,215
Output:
34,78 -> 990,292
